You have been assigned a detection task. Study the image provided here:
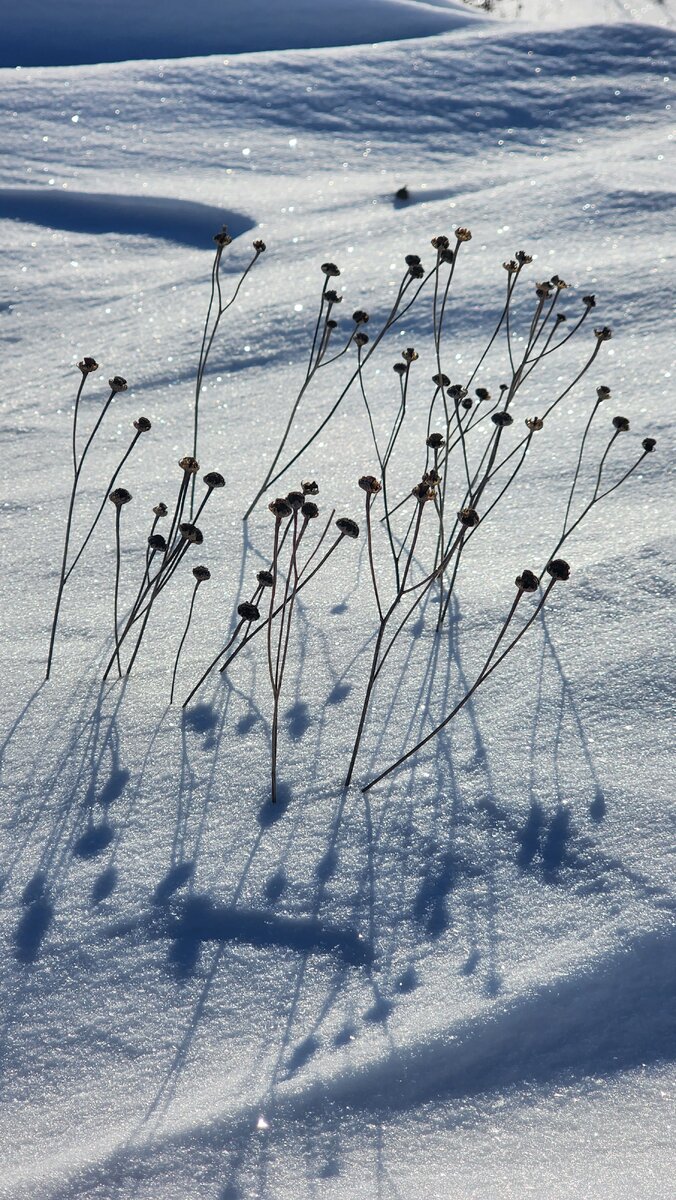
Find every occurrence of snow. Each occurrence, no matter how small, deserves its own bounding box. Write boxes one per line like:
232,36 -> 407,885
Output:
0,1 -> 675,1197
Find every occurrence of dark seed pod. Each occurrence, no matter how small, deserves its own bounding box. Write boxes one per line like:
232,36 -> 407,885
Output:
393,363 -> 407,376
193,565 -> 211,582
203,471 -> 225,489
179,523 -> 203,544
642,437 -> 657,453
457,507 -> 480,528
321,262 -> 340,277
492,411 -> 514,427
515,250 -> 533,265
612,415 -> 630,432
595,326 -> 612,341
302,480 -> 319,495
355,332 -> 369,348
402,347 -> 419,363
134,416 -> 152,432
516,570 -> 539,593
503,259 -> 518,274
78,356 -> 99,374
547,558 -> 571,581
455,227 -> 472,242
353,309 -> 369,325
424,468 -> 440,485
447,384 -> 466,400
432,373 -> 450,387
440,248 -> 455,264
359,475 -> 382,494
109,376 -> 128,393
268,497 -> 293,519
301,501 -> 319,519
583,294 -> 596,308
153,502 -> 168,518
404,254 -> 421,267
257,570 -> 274,587
238,601 -> 260,621
461,397 -> 473,410
253,238 -> 266,252
526,416 -> 544,431
214,226 -> 233,247
179,456 -> 200,474
285,491 -> 305,511
475,387 -> 490,401
555,313 -> 567,324
412,482 -> 435,502
597,385 -> 611,400
325,290 -> 342,305
431,235 -> 450,251
426,433 -> 445,449
408,263 -> 425,279
325,318 -> 338,330
336,517 -> 360,539
109,487 -> 132,507
148,533 -> 167,551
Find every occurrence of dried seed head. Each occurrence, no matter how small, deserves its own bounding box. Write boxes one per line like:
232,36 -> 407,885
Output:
238,601 -> 260,622
321,262 -> 340,277
353,309 -> 369,325
475,387 -> 491,401
133,416 -> 152,432
503,259 -> 518,274
642,437 -> 657,453
193,565 -> 211,582
515,250 -> 532,265
447,383 -> 466,400
431,235 -> 450,251
148,533 -> 167,551
408,263 -> 425,279
301,501 -> 319,519
153,502 -> 168,518
302,480 -> 319,495
253,238 -> 266,253
595,326 -> 613,341
109,487 -> 132,507
424,468 -> 440,485
355,331 -> 369,347
555,312 -> 567,323
432,373 -> 450,387
457,507 -> 480,527
404,254 -> 421,267
596,385 -> 611,400
179,523 -> 203,544
583,294 -> 596,308
285,490 -> 305,511
257,570 -> 275,587
393,362 -> 407,376
612,415 -> 630,432
412,481 -> 435,502
214,226 -> 232,247
536,281 -> 553,298
550,275 -> 568,290
268,497 -> 293,519
109,376 -> 128,392
455,227 -> 472,242
440,248 -> 455,264
336,517 -> 360,539
78,356 -> 99,374
203,470 -> 225,489
325,318 -> 338,330
492,411 -> 514,427
547,558 -> 571,581
516,569 -> 539,592
179,456 -> 200,474
426,432 -> 445,449
359,475 -> 382,494
461,397 -> 473,410
402,347 -> 419,363
325,290 -> 342,304
526,416 -> 544,431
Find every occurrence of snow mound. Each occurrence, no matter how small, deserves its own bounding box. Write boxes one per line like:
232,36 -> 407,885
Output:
1,0 -> 482,69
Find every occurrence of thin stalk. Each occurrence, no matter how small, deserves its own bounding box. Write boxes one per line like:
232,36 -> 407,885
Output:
170,581 -> 201,705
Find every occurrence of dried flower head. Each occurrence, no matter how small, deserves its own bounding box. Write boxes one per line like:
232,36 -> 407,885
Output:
461,397 -> 473,410
503,259 -> 518,274
447,384 -> 466,400
583,294 -> 596,308
595,326 -> 613,342
257,570 -> 275,588
301,501 -> 319,519
404,254 -> 421,267
612,415 -> 630,432
269,497 -> 293,519
109,376 -> 128,393
133,416 -> 152,433
214,226 -> 232,247
148,533 -> 167,551
597,385 -> 611,400
555,313 -> 567,324
440,248 -> 455,264
353,309 -> 369,325
321,262 -> 340,277
179,456 -> 200,474
325,290 -> 342,305
359,475 -> 382,495
550,275 -> 568,290
402,348 -> 419,364
193,565 -> 211,582
408,263 -> 425,279
355,331 -> 369,347
393,362 -> 407,376
423,467 -> 440,485
475,387 -> 491,401
515,250 -> 533,265
642,437 -> 657,453
109,487 -> 132,507
253,239 -> 266,253
412,481 -> 435,502
516,569 -> 540,592
302,480 -> 319,495
431,235 -> 450,251
203,470 -> 225,489
432,372 -> 450,388
457,507 -> 480,528
153,502 -> 168,518
526,416 -> 544,431
536,281 -> 553,299
179,523 -> 204,544
492,411 -> 514,427
286,491 -> 305,511
455,227 -> 472,242
325,319 -> 338,331
547,558 -> 571,581
426,432 -> 445,449
336,517 -> 360,539
238,601 -> 260,622
78,356 -> 99,374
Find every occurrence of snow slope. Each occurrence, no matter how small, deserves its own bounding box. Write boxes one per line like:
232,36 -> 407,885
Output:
0,3 -> 674,1199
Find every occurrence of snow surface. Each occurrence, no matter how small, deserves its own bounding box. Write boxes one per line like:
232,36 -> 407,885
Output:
0,1 -> 675,1197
